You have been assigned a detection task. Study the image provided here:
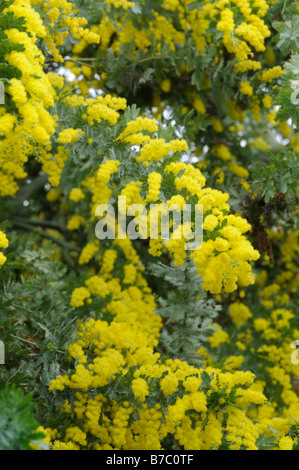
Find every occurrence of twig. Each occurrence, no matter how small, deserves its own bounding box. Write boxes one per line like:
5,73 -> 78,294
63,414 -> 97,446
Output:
12,221 -> 80,253
16,175 -> 49,201
14,217 -> 68,234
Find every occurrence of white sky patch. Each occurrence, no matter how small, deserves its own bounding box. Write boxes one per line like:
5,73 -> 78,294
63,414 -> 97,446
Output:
60,66 -> 76,82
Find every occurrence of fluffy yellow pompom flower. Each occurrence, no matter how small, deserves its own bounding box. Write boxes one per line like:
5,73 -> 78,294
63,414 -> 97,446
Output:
146,172 -> 162,202
69,188 -> 85,202
229,302 -> 252,328
240,81 -> 253,96
58,128 -> 83,144
67,214 -> 85,231
131,377 -> 149,402
70,287 -> 91,307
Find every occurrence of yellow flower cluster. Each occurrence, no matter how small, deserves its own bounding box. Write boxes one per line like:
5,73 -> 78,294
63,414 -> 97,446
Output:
75,142 -> 259,295
120,181 -> 144,208
78,0 -> 270,79
31,0 -> 100,62
70,287 -> 91,307
227,163 -> 249,179
42,146 -> 69,188
94,159 -> 120,208
195,220 -> 259,293
1,0 -> 298,454
48,317 -> 272,450
250,136 -> 270,152
70,241 -> 160,343
69,188 -> 85,202
259,66 -> 283,83
250,95 -> 261,122
78,242 -> 99,265
154,162 -> 260,293
217,8 -> 235,33
85,95 -> 127,126
123,263 -> 137,285
51,95 -> 129,194
229,302 -> 252,328
198,233 -> 299,449
213,144 -> 233,162
0,0 -> 57,196
240,81 -> 253,96
57,128 -> 83,144
208,323 -> 230,348
131,378 -> 149,402
99,249 -> 118,279
105,0 -> 135,10
117,116 -> 158,145
262,95 -> 273,109
67,214 -> 85,231
0,231 -> 8,267
146,172 -> 162,202
136,138 -> 188,166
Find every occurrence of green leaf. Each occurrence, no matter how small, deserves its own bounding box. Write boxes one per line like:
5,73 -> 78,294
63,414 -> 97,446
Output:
0,12 -> 27,31
273,18 -> 299,56
0,385 -> 47,450
0,62 -> 22,79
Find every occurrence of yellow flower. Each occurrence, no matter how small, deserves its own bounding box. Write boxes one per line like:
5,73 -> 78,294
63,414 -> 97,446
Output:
240,81 -> 253,96
229,302 -> 252,328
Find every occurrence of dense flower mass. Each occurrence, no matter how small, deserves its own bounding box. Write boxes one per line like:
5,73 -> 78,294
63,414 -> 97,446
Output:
48,318 -> 270,450
0,230 -> 8,267
0,0 -> 299,453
